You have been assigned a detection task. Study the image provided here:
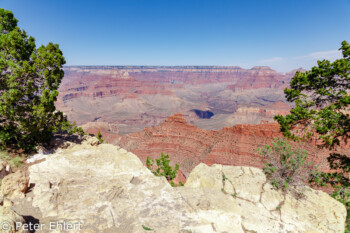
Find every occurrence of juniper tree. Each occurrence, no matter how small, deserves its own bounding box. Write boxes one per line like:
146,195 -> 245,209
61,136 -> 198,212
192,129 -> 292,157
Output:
274,40 -> 350,230
0,9 -> 75,152
275,41 -> 350,148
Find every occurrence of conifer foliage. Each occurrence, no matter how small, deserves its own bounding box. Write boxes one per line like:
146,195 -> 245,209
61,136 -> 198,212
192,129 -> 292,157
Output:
274,40 -> 350,231
0,9 -> 77,152
275,41 -> 350,147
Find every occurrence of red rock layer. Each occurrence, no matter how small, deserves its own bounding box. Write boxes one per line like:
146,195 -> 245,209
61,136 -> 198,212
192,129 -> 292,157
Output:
58,66 -> 294,102
118,114 -> 219,176
58,69 -> 180,102
118,114 -> 344,179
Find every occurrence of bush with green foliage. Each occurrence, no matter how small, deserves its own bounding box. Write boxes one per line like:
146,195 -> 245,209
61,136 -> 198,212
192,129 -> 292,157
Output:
274,40 -> 350,231
97,130 -> 104,143
258,137 -> 317,190
0,9 -> 83,152
146,153 -> 180,186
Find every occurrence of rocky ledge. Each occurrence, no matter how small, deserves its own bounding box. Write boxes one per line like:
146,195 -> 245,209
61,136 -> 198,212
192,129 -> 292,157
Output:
0,138 -> 346,233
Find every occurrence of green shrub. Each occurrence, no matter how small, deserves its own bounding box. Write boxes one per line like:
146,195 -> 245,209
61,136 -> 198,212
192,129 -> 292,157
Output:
258,137 -> 317,190
9,156 -> 23,168
59,121 -> 85,135
146,153 -> 180,186
97,130 -> 104,143
330,188 -> 350,232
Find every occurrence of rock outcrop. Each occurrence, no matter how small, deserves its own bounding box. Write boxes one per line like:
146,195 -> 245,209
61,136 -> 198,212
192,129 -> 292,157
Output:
1,140 -> 345,233
228,101 -> 290,124
0,206 -> 28,233
1,170 -> 29,200
184,163 -> 346,233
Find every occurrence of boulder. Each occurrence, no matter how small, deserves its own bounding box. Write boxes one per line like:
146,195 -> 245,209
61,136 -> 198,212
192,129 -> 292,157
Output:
81,135 -> 100,146
14,140 -> 210,232
185,163 -> 347,233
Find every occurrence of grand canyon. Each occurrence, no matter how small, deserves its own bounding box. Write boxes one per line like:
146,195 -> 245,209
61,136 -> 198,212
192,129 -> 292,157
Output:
56,65 -> 337,181
2,3 -> 348,232
57,66 -> 295,135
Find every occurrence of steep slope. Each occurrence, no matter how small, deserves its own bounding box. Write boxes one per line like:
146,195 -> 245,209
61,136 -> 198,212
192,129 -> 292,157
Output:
118,114 -> 219,175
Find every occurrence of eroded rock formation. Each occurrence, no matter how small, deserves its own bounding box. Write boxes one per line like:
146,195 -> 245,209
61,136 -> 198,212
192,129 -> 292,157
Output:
56,66 -> 295,134
118,113 -> 334,178
184,163 -> 346,233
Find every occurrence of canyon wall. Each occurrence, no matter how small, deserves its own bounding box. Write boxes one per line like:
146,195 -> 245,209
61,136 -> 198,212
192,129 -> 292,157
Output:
117,114 -> 335,179
57,66 -> 296,134
56,66 -> 339,183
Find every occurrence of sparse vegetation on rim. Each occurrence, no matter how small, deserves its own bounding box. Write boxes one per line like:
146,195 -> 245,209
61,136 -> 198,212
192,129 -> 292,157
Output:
97,130 -> 104,143
258,137 -> 319,191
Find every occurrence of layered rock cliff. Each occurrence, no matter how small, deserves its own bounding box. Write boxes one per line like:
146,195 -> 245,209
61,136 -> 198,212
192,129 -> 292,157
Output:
0,138 -> 345,233
118,114 -> 334,178
56,66 -> 294,134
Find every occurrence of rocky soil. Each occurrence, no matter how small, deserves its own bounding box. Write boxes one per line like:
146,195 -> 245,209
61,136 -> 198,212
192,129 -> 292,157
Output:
0,137 -> 346,233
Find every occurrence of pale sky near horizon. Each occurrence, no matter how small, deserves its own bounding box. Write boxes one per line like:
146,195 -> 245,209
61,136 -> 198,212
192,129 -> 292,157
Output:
1,0 -> 349,72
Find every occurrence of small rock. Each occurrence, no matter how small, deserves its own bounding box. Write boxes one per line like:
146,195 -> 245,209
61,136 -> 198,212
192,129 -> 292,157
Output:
0,160 -> 11,179
82,135 -> 100,146
1,170 -> 29,200
35,145 -> 52,155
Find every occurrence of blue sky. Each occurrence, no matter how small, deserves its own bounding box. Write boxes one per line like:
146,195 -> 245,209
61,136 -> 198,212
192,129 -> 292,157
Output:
1,0 -> 349,72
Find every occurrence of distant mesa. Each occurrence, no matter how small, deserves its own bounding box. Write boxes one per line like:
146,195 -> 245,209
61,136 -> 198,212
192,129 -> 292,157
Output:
250,66 -> 272,70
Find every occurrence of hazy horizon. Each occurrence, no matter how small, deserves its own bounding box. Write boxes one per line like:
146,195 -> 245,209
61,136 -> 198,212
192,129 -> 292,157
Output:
63,64 -> 303,73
